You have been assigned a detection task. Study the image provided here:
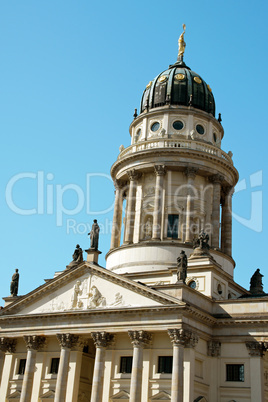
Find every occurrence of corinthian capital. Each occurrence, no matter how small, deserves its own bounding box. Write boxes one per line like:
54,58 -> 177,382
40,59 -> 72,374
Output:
0,337 -> 17,353
23,335 -> 46,351
184,167 -> 198,179
246,341 -> 267,357
168,328 -> 198,348
154,165 -> 166,176
209,174 -> 224,184
56,333 -> 79,349
91,332 -> 114,348
127,169 -> 141,181
128,330 -> 152,347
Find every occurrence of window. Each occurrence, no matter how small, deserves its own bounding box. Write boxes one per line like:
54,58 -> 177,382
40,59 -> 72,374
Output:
167,214 -> 179,239
196,124 -> 205,135
226,364 -> 244,382
18,359 -> 26,375
50,358 -> 60,374
158,356 -> 173,373
173,120 -> 184,130
151,122 -> 160,132
120,356 -> 133,373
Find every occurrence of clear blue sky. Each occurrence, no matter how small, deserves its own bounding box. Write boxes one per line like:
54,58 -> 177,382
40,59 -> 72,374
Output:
1,0 -> 268,301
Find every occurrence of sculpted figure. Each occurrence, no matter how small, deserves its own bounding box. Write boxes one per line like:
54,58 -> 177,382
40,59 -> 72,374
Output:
10,269 -> 19,297
89,219 -> 100,250
71,280 -> 82,309
178,24 -> 186,57
250,269 -> 264,294
193,231 -> 210,250
72,244 -> 83,263
88,285 -> 105,308
177,251 -> 187,283
144,218 -> 152,239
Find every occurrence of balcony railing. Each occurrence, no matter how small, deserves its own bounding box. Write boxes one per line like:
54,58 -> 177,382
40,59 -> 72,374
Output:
118,138 -> 233,164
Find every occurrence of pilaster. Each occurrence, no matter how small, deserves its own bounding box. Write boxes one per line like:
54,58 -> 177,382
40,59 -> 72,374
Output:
184,168 -> 198,243
110,179 -> 124,249
124,170 -> 140,244
152,165 -> 166,240
209,174 -> 224,248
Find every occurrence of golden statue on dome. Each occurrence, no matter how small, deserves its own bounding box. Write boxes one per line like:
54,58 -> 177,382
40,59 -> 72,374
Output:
178,24 -> 186,59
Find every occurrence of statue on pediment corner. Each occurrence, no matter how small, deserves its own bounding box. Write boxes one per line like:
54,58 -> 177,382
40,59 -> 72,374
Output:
88,219 -> 100,250
10,269 -> 19,297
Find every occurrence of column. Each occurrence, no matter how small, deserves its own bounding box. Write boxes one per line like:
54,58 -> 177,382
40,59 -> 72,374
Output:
209,174 -> 224,248
246,341 -> 265,401
168,328 -> 198,402
55,334 -> 79,402
124,170 -> 140,244
20,335 -> 46,402
152,165 -> 166,240
207,340 -> 221,401
0,338 -> 16,387
223,187 -> 233,256
110,179 -> 124,249
184,168 -> 198,243
128,330 -> 151,402
91,332 -> 114,402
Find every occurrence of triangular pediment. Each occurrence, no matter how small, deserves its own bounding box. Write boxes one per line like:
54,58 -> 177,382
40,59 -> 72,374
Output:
150,390 -> 171,400
110,390 -> 130,399
1,262 -> 184,316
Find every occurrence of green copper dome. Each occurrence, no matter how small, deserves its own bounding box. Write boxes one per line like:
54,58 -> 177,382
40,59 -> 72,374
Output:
140,60 -> 215,117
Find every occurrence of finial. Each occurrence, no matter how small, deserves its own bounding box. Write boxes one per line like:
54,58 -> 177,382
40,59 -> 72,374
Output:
133,108 -> 138,119
177,23 -> 186,61
218,113 -> 222,123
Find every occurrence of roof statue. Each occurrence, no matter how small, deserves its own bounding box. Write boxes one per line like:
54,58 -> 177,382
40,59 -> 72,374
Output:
178,23 -> 186,60
88,219 -> 100,250
250,269 -> 265,295
66,244 -> 83,269
10,269 -> 19,297
177,250 -> 188,284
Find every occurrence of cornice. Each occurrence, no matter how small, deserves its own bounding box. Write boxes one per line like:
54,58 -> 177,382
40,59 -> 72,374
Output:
111,147 -> 238,185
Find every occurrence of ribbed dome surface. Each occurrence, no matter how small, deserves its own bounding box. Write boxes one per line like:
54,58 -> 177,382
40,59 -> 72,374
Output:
140,61 -> 215,116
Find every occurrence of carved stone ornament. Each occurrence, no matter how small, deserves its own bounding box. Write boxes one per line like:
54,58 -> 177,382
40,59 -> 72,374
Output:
0,337 -> 17,353
23,335 -> 46,351
177,250 -> 188,283
91,332 -> 114,348
127,169 -> 141,181
128,330 -> 152,347
56,333 -> 79,349
154,165 -> 166,176
168,328 -> 199,348
207,340 -> 221,357
209,173 -> 224,184
246,341 -> 267,357
184,167 -> 198,180
87,285 -> 106,308
189,231 -> 212,260
250,269 -> 265,295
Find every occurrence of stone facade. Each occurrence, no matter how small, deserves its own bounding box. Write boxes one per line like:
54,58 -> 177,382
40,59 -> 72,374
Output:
0,40 -> 268,402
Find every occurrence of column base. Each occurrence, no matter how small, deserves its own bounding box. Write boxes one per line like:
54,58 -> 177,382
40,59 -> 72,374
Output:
85,249 -> 102,264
